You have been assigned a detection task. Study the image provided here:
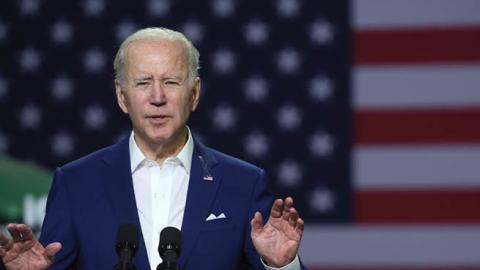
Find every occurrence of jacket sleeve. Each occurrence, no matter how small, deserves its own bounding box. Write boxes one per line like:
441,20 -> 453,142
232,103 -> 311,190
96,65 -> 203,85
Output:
243,168 -> 273,270
244,169 -> 309,270
39,167 -> 78,270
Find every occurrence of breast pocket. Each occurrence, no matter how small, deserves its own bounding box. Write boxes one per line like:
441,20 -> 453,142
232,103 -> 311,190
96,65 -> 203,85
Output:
201,218 -> 237,232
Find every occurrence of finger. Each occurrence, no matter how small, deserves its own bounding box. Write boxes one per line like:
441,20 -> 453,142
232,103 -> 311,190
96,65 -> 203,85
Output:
7,224 -> 22,242
282,197 -> 296,220
0,235 -> 11,256
269,199 -> 284,219
288,208 -> 299,227
0,230 -> 10,246
250,212 -> 264,235
284,197 -> 294,208
15,224 -> 36,242
0,231 -> 11,256
45,242 -> 62,259
282,203 -> 291,221
295,218 -> 305,236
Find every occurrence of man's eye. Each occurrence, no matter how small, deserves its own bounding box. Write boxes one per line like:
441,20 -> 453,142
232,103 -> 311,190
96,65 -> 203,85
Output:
165,80 -> 180,85
136,81 -> 149,86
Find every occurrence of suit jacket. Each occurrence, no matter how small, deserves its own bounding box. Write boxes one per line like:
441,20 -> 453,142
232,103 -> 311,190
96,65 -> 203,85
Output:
39,136 -> 307,270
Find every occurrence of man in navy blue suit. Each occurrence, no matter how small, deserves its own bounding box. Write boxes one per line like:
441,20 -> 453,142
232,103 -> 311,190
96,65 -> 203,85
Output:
0,27 -> 307,270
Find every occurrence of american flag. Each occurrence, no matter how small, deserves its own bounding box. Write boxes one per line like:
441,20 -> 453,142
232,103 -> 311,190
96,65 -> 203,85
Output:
0,0 -> 479,269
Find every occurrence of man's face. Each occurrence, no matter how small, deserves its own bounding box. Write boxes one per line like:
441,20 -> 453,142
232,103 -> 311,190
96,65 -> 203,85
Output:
115,39 -> 200,148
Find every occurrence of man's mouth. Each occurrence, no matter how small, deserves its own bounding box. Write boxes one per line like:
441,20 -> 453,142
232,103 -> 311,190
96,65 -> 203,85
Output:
146,115 -> 169,124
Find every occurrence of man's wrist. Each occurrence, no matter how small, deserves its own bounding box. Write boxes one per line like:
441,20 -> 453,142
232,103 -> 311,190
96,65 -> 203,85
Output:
261,255 -> 300,270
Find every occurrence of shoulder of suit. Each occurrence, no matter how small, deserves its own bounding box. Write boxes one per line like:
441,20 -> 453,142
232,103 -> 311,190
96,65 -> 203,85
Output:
58,141 -> 121,172
203,145 -> 264,174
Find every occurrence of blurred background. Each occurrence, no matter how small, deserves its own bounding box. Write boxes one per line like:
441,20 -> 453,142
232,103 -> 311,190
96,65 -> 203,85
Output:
0,0 -> 479,269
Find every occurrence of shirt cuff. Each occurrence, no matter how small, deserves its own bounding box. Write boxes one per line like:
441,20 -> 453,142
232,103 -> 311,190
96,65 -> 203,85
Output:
261,255 -> 300,270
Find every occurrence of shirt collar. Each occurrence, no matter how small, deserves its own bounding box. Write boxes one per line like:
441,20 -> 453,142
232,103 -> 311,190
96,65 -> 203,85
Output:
129,127 -> 194,174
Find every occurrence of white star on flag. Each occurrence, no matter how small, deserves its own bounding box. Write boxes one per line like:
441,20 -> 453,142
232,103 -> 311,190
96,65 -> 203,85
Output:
309,76 -> 334,102
19,48 -> 41,72
51,20 -> 74,44
211,0 -> 235,18
83,48 -> 106,73
182,21 -> 204,44
244,20 -> 269,45
148,0 -> 170,17
276,0 -> 300,18
20,0 -> 40,16
277,48 -> 301,74
211,105 -> 237,131
244,131 -> 270,159
51,76 -> 74,101
310,20 -> 334,45
212,49 -> 236,74
84,105 -> 107,130
309,131 -> 334,158
51,132 -> 74,157
277,159 -> 302,187
277,104 -> 302,131
116,20 -> 137,42
244,76 -> 269,102
310,188 -> 335,213
19,104 -> 42,129
83,0 -> 105,17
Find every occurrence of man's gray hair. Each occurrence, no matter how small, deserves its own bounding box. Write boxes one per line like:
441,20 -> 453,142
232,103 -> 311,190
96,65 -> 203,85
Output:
113,27 -> 200,84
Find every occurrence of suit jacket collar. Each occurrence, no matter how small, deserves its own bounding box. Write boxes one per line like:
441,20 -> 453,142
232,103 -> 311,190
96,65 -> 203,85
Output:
101,136 -> 150,270
179,137 -> 221,267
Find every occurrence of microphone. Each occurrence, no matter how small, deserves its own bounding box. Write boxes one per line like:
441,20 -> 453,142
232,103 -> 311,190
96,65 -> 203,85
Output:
113,224 -> 139,270
157,227 -> 181,270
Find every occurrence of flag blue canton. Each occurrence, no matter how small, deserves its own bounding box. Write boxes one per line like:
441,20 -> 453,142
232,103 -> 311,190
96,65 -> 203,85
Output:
0,0 -> 351,222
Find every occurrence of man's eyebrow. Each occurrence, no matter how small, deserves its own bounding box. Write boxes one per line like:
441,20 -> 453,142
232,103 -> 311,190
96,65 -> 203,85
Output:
164,76 -> 184,81
133,75 -> 153,81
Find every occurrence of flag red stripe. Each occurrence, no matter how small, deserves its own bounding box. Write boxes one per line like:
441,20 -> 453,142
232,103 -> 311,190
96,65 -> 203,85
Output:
355,189 -> 480,223
355,27 -> 480,64
355,108 -> 480,144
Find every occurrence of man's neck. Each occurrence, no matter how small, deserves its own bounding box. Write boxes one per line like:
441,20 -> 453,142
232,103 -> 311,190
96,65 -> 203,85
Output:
134,127 -> 188,165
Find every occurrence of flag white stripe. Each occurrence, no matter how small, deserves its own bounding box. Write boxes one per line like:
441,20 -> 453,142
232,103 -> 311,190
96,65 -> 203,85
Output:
354,0 -> 480,30
354,145 -> 480,189
354,64 -> 480,109
300,225 -> 480,266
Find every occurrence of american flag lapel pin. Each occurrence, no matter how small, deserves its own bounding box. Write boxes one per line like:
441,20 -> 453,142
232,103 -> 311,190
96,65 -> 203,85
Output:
198,155 -> 213,181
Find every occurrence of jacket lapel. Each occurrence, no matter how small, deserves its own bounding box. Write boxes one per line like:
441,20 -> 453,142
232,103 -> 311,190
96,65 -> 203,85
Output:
179,139 -> 220,267
101,137 -> 150,270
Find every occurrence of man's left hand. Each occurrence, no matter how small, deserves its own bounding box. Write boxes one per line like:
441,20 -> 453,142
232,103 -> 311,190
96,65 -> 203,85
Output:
251,197 -> 304,268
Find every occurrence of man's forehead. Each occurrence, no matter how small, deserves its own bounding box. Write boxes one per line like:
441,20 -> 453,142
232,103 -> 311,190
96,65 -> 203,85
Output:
126,38 -> 186,56
123,39 -> 190,80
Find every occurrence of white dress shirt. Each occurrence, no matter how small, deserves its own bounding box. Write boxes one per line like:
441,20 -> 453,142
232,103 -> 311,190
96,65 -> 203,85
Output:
129,131 -> 193,269
128,130 -> 300,270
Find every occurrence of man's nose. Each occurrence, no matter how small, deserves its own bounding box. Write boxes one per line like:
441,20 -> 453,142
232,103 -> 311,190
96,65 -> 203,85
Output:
150,82 -> 167,105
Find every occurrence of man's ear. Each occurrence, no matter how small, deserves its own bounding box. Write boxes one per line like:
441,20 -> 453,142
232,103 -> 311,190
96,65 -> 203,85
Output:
115,80 -> 129,114
191,77 -> 201,112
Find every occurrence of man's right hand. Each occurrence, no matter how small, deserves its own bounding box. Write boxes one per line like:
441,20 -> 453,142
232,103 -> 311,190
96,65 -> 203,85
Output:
0,223 -> 62,270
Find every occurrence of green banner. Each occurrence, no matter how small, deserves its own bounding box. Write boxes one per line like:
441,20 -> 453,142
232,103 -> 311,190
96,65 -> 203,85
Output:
0,156 -> 52,222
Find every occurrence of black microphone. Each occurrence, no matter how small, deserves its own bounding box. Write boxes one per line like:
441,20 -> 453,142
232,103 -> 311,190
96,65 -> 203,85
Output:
113,224 -> 139,270
157,227 -> 181,270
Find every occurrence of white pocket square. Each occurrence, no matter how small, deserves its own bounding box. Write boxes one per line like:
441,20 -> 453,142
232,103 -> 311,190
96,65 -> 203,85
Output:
206,213 -> 227,221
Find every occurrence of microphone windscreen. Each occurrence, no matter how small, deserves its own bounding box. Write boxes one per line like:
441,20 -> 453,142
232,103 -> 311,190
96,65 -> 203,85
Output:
159,226 -> 181,249
116,224 -> 139,247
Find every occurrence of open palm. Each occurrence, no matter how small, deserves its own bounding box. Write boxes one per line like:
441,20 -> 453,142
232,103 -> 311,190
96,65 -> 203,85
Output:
0,224 -> 61,270
251,197 -> 304,268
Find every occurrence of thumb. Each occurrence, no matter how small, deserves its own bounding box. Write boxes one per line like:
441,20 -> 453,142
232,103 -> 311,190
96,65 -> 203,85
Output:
250,212 -> 264,235
45,242 -> 62,258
